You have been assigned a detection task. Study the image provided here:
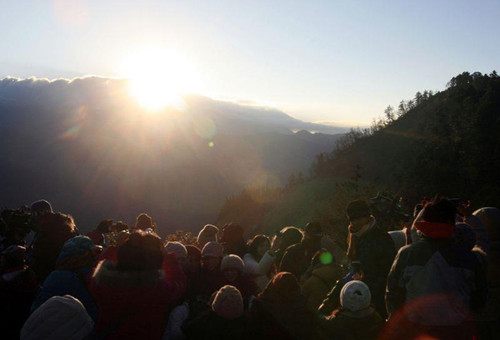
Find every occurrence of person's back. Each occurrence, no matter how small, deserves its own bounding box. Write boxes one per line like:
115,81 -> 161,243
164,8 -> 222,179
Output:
386,197 -> 487,339
89,231 -> 186,339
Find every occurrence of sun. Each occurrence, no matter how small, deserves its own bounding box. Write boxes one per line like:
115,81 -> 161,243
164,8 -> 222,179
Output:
120,48 -> 202,110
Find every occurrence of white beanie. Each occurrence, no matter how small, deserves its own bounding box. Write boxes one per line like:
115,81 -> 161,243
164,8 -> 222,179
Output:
21,295 -> 94,340
165,241 -> 188,259
340,280 -> 371,312
211,285 -> 244,320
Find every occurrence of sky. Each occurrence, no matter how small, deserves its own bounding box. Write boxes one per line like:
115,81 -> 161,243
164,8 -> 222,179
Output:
0,0 -> 499,126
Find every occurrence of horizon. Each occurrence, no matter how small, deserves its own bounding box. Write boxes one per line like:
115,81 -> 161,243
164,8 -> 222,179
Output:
1,1 -> 499,125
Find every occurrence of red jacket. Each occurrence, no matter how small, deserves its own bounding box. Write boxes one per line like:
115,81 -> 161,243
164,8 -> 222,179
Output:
89,254 -> 186,339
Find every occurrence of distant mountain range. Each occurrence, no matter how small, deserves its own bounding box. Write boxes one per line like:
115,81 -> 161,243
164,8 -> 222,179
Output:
0,77 -> 345,234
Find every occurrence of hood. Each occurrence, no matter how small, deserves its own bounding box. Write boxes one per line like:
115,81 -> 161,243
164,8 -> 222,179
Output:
92,260 -> 165,288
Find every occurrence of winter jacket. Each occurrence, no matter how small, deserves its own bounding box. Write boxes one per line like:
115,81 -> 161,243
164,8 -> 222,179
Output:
163,302 -> 189,340
349,223 -> 395,317
89,256 -> 186,339
302,264 -> 342,311
325,307 -> 384,340
182,311 -> 250,340
0,267 -> 38,339
31,267 -> 98,321
243,252 -> 275,290
386,237 -> 487,326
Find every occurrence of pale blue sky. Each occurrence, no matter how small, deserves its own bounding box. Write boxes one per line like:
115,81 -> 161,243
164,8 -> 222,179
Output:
0,1 -> 498,125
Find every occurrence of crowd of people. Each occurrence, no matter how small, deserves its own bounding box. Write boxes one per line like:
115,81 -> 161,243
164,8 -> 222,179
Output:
0,196 -> 499,339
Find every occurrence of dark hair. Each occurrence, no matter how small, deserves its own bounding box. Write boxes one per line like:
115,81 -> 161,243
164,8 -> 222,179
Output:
35,212 -> 77,242
248,234 -> 270,259
117,230 -> 163,271
278,226 -> 303,249
113,221 -> 129,232
134,213 -> 156,232
97,219 -> 113,233
422,196 -> 456,225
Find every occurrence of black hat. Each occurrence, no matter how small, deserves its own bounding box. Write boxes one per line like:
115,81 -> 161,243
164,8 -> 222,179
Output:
346,200 -> 371,221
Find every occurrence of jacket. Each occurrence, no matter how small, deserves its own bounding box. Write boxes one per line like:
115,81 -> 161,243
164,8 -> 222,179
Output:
243,252 -> 275,290
89,257 -> 186,339
302,264 -> 342,311
386,237 -> 487,326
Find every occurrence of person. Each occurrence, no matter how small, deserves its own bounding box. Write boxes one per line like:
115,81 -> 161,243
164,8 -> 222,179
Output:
324,280 -> 383,340
86,219 -> 113,246
0,245 -> 38,339
385,197 -> 487,340
191,242 -> 225,296
21,295 -> 94,340
272,226 -> 303,266
29,212 -> 78,282
89,230 -> 186,339
221,254 -> 260,303
243,234 -> 276,290
30,236 -> 100,320
197,224 -> 219,249
345,200 -> 395,318
182,285 -> 250,340
250,272 -> 327,340
185,245 -> 201,277
301,249 -> 342,311
279,221 -> 324,279
219,222 -> 248,257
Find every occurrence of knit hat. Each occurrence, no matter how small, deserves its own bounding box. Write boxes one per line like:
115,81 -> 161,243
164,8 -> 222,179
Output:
340,280 -> 371,312
21,295 -> 94,340
197,224 -> 219,248
211,285 -> 244,320
30,200 -> 53,215
201,241 -> 224,258
56,236 -> 95,265
165,241 -> 188,259
346,200 -> 371,221
221,254 -> 244,273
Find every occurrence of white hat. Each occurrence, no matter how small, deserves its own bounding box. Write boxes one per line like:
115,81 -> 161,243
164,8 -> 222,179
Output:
21,295 -> 94,340
340,280 -> 371,312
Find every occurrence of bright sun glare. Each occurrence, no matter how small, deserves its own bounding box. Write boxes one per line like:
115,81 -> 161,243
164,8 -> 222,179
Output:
121,48 -> 202,110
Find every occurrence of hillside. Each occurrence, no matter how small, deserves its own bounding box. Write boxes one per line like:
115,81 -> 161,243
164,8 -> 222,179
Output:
216,71 -> 500,239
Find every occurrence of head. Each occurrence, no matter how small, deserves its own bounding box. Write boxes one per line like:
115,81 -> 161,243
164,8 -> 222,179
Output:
165,241 -> 188,269
56,236 -> 98,271
201,241 -> 223,271
30,199 -> 53,216
34,212 -> 77,244
248,234 -> 271,259
340,280 -> 372,312
260,272 -> 301,302
473,207 -> 500,243
111,221 -> 129,233
221,254 -> 244,282
21,295 -> 94,340
346,200 -> 373,232
277,226 -> 304,251
414,196 -> 456,239
304,221 -> 324,241
197,224 -> 219,249
117,230 -> 163,271
185,245 -> 202,274
1,245 -> 26,270
219,222 -> 244,246
96,219 -> 113,233
134,213 -> 155,232
211,285 -> 244,320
